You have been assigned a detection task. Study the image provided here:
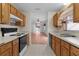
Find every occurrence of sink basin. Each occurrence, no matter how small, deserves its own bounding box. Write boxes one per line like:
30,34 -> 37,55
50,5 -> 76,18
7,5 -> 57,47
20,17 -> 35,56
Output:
60,34 -> 76,37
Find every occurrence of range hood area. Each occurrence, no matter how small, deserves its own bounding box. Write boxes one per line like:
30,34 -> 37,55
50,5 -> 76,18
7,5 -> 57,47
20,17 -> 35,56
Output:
10,14 -> 23,25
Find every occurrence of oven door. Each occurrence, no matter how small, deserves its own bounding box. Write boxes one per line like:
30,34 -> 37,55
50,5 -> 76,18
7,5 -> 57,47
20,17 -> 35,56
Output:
19,35 -> 27,53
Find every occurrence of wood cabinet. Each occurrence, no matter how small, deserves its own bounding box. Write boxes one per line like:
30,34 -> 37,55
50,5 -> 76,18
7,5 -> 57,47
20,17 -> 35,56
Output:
51,36 -> 56,52
52,35 -> 61,56
51,34 -> 79,56
72,3 -> 79,22
53,13 -> 59,27
12,39 -> 19,56
61,40 -> 70,56
0,3 -> 10,24
70,45 -> 79,56
26,34 -> 30,45
0,42 -> 12,56
0,39 -> 19,56
0,4 -> 1,23
10,4 -> 16,16
60,3 -> 79,22
55,37 -> 61,56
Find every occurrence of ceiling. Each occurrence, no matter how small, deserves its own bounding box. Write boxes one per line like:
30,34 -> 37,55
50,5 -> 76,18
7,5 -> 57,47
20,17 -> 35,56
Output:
12,3 -> 64,15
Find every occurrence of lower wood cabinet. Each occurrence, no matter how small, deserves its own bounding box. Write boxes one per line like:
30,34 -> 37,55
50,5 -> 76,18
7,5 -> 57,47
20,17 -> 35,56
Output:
0,42 -> 12,56
12,39 -> 19,56
52,35 -> 61,56
61,40 -> 70,56
26,34 -> 29,45
55,37 -> 61,56
52,36 -> 56,52
0,39 -> 19,56
51,34 -> 79,56
70,45 -> 79,56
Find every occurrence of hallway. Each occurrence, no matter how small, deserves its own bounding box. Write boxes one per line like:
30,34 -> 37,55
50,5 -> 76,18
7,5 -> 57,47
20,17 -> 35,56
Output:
23,44 -> 55,56
31,32 -> 48,44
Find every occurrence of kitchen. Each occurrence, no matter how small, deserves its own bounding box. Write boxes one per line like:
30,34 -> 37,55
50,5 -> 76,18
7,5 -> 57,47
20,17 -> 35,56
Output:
0,3 -> 79,56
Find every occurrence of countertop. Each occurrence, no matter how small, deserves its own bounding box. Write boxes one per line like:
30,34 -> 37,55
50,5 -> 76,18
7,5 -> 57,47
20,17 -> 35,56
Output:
50,31 -> 79,48
0,32 -> 29,45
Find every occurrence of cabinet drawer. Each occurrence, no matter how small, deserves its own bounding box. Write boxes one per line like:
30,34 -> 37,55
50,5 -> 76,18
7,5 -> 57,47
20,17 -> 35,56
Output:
0,42 -> 12,53
70,45 -> 79,56
61,40 -> 70,50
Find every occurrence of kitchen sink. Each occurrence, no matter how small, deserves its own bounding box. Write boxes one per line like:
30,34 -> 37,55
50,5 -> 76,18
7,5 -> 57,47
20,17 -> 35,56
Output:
60,34 -> 76,37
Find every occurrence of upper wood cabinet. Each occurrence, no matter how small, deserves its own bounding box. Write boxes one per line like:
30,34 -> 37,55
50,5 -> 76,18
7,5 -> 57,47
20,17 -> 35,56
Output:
60,3 -> 79,23
0,4 -> 1,23
10,4 -> 16,16
10,4 -> 26,26
53,13 -> 59,27
0,3 -> 10,24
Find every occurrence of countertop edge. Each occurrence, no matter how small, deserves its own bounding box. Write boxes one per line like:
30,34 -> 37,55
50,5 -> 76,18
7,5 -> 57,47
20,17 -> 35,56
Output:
49,32 -> 79,48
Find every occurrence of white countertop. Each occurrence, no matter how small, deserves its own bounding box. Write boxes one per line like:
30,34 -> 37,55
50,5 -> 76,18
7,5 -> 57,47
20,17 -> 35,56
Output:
0,32 -> 29,45
50,31 -> 79,48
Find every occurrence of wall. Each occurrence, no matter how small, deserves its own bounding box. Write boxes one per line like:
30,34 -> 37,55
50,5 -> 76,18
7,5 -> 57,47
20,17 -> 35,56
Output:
48,12 -> 58,32
30,12 -> 48,34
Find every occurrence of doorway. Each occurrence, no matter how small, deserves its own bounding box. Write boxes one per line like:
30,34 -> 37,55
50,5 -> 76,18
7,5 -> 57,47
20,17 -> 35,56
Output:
30,13 -> 48,44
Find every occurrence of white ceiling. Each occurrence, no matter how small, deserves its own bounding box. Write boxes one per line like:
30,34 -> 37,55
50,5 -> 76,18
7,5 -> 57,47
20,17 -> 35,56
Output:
12,3 -> 64,15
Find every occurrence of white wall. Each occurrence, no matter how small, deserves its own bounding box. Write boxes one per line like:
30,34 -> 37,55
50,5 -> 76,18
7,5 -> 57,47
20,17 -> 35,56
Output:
30,12 -> 48,34
48,12 -> 57,32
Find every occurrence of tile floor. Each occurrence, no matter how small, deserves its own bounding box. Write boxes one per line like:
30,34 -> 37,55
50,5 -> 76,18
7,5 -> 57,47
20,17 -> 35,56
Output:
23,44 -> 55,56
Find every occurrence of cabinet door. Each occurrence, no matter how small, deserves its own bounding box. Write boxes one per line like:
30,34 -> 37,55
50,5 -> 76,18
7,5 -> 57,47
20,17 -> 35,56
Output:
70,45 -> 79,56
0,3 -> 1,23
74,3 -> 79,22
0,42 -> 12,56
61,46 -> 69,56
13,39 -> 19,56
1,3 -> 10,24
10,4 -> 16,16
52,36 -> 56,52
21,15 -> 26,26
53,13 -> 58,27
27,34 -> 29,45
0,48 -> 12,56
61,40 -> 70,56
55,37 -> 61,56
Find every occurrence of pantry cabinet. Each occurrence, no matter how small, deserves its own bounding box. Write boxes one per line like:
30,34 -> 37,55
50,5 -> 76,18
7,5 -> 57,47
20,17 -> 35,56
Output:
12,39 -> 19,56
0,42 -> 12,56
